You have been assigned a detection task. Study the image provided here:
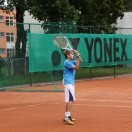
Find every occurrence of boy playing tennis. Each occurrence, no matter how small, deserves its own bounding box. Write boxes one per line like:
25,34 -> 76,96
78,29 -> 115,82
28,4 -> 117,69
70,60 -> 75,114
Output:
63,50 -> 82,125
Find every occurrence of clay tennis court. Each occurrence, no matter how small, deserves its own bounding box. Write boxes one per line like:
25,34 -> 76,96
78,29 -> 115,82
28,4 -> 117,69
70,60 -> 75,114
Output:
0,75 -> 132,132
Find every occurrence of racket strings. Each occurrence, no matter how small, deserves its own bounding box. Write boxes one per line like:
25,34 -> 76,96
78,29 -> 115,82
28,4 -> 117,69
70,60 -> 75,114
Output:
54,37 -> 68,48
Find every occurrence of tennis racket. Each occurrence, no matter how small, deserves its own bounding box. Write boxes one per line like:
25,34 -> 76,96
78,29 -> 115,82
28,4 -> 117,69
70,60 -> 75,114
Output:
53,34 -> 73,50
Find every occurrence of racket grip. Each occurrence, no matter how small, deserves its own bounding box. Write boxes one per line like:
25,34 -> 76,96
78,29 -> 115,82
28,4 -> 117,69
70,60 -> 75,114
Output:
77,52 -> 80,55
76,53 -> 80,57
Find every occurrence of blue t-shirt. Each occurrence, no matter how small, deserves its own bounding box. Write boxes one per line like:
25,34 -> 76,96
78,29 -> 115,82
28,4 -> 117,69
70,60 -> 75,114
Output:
63,59 -> 76,85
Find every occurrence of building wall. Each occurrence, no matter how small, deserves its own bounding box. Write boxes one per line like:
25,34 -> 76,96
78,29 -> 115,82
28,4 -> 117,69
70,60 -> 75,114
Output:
116,12 -> 132,68
0,10 -> 43,58
24,11 -> 44,33
0,9 -> 16,58
116,12 -> 132,34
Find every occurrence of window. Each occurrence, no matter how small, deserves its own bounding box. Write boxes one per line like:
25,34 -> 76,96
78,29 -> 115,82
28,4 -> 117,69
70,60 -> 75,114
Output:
0,48 -> 6,54
7,48 -> 15,58
6,33 -> 14,42
6,16 -> 13,26
0,32 -> 5,37
0,15 -> 4,21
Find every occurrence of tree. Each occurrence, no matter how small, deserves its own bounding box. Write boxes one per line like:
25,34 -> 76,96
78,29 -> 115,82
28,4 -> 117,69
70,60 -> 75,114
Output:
28,0 -> 78,22
0,0 -> 28,58
0,0 -> 126,48
27,0 -> 125,34
69,0 -> 125,33
0,0 -> 79,57
27,0 -> 79,33
124,0 -> 132,11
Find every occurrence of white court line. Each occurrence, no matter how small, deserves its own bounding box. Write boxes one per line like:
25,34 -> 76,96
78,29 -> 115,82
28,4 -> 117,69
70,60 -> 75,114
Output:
0,103 -> 45,112
0,99 -> 132,112
75,103 -> 132,108
80,99 -> 132,103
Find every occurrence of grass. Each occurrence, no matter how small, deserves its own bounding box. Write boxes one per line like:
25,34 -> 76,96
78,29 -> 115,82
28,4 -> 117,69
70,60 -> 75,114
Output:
76,67 -> 132,79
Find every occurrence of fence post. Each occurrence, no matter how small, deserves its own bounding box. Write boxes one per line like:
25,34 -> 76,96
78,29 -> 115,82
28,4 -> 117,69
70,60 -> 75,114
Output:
30,73 -> 33,86
113,64 -> 116,78
89,66 -> 92,80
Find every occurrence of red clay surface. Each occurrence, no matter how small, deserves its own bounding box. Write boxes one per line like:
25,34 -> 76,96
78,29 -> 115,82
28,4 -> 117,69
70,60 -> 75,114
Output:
0,76 -> 132,132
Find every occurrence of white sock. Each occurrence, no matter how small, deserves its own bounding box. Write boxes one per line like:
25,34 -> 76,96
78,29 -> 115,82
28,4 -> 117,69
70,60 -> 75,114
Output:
65,112 -> 70,117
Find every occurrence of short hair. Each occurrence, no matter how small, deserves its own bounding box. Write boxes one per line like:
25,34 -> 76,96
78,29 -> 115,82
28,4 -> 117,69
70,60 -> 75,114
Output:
64,50 -> 72,59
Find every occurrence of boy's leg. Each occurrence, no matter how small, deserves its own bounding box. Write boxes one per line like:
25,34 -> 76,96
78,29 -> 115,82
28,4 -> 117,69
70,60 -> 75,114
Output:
64,84 -> 75,117
65,101 -> 73,117
66,101 -> 73,112
63,101 -> 75,125
63,84 -> 75,124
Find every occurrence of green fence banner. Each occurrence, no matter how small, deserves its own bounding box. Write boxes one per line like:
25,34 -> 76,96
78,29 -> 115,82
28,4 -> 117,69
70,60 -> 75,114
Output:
28,33 -> 132,72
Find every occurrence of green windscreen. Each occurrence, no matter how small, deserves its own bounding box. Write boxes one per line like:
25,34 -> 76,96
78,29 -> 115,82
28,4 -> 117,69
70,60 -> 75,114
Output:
28,33 -> 132,72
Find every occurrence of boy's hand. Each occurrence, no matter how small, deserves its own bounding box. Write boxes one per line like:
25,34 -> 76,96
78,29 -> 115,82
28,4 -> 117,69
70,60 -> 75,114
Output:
73,50 -> 79,54
73,50 -> 80,57
73,50 -> 78,54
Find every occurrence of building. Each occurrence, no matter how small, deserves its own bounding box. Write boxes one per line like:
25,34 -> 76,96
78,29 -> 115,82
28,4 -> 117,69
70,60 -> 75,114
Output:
24,11 -> 43,33
116,12 -> 132,34
0,9 -> 16,58
116,12 -> 132,68
0,9 -> 43,58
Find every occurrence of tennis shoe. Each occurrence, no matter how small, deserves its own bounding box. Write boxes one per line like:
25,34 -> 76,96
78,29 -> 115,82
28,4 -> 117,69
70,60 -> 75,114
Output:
63,116 -> 75,125
68,116 -> 76,122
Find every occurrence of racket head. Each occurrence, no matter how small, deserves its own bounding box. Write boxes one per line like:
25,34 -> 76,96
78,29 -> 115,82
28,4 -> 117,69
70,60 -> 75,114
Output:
53,35 -> 73,50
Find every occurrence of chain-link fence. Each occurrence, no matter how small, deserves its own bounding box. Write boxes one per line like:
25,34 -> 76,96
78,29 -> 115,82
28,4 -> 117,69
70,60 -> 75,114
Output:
0,57 -> 64,91
1,21 -> 132,58
0,57 -> 132,91
0,22 -> 132,91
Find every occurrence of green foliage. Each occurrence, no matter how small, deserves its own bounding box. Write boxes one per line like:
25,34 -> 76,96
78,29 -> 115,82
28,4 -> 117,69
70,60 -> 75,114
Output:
70,0 -> 125,33
28,0 -> 79,22
28,0 -> 125,34
28,0 -> 79,33
42,22 -> 78,34
124,0 -> 132,11
0,0 -> 127,56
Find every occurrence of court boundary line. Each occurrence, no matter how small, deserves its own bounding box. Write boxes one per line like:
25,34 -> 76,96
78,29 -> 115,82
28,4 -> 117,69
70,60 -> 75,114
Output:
0,103 -> 45,112
1,99 -> 132,112
79,99 -> 132,103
